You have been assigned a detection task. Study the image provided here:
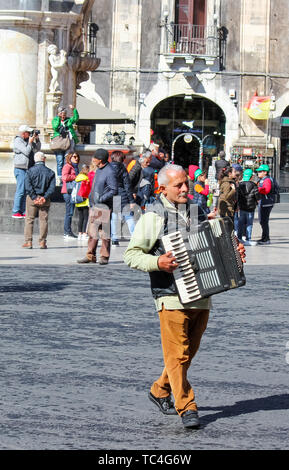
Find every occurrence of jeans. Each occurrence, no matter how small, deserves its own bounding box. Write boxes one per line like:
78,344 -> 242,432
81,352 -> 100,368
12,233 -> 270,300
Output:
12,168 -> 27,214
110,212 -> 135,242
54,151 -> 65,177
258,204 -> 273,241
237,210 -> 255,241
63,192 -> 75,234
234,211 -> 239,234
77,206 -> 89,233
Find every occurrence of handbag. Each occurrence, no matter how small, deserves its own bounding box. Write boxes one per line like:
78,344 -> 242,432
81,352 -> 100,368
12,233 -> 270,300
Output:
66,181 -> 74,194
50,135 -> 70,152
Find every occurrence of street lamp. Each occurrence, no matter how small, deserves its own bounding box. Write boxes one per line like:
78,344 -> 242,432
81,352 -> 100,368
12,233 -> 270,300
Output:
105,131 -> 113,144
113,132 -> 121,144
119,131 -> 126,145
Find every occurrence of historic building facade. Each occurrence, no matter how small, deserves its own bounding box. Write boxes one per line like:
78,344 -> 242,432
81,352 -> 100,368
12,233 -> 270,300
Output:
87,0 -> 289,181
1,0 -> 289,184
0,0 -> 100,182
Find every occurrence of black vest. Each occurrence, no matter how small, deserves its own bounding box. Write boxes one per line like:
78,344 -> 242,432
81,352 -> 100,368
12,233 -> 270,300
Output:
147,197 -> 206,300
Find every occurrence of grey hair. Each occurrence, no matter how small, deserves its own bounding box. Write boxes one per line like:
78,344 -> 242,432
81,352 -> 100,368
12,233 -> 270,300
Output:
157,164 -> 186,186
34,152 -> 46,162
139,151 -> 152,163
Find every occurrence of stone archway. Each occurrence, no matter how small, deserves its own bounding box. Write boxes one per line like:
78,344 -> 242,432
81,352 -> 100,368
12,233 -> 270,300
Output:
137,78 -> 239,159
150,94 -> 226,168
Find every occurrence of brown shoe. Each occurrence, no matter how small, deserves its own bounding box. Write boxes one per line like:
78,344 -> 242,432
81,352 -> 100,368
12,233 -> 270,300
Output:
22,242 -> 32,249
99,257 -> 109,265
77,256 -> 96,264
39,242 -> 47,249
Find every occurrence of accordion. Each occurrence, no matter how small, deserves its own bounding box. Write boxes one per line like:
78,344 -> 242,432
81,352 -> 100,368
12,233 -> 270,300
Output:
161,217 -> 246,304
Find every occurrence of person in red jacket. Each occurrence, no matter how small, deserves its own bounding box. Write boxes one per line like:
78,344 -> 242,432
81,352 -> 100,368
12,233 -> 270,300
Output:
61,152 -> 79,239
256,164 -> 275,244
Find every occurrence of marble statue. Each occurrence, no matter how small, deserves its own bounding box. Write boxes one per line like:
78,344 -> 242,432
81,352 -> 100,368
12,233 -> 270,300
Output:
47,44 -> 67,93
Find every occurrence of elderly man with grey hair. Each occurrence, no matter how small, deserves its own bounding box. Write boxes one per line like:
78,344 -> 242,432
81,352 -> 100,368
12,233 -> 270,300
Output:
22,152 -> 56,249
124,164 -> 245,430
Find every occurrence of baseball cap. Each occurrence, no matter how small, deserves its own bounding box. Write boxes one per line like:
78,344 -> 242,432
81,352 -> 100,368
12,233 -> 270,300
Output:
232,163 -> 243,172
243,169 -> 253,181
19,124 -> 33,133
194,169 -> 203,180
256,164 -> 270,172
94,148 -> 109,162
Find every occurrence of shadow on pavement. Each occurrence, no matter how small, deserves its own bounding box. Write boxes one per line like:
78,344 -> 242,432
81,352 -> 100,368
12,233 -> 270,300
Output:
0,257 -> 34,260
0,282 -> 70,293
199,394 -> 289,426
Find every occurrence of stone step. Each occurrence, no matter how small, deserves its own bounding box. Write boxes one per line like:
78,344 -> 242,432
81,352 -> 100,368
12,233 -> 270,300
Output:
0,183 -> 63,202
0,213 -> 79,235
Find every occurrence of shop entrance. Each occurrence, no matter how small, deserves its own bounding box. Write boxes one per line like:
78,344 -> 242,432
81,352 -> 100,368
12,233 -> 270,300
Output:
150,94 -> 226,169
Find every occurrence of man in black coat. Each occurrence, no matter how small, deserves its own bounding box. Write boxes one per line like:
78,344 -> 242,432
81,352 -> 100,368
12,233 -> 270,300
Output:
22,151 -> 55,249
215,150 -> 230,181
110,151 -> 135,246
77,148 -> 118,265
237,168 -> 260,245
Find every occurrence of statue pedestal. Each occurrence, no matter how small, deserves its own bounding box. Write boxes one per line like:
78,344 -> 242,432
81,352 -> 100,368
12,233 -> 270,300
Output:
46,91 -> 63,125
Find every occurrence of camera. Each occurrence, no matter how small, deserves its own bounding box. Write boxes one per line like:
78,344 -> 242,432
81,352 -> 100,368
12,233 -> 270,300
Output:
31,129 -> 40,136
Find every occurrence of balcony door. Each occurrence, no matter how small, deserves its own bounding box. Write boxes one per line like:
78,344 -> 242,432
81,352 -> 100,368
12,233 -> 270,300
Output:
176,0 -> 206,26
175,0 -> 207,54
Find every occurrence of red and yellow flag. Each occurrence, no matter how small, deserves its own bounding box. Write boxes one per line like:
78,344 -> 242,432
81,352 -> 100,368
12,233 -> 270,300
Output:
244,91 -> 271,120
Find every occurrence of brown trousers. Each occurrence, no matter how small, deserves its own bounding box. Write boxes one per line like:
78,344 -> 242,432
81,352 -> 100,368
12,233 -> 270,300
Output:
86,206 -> 111,261
150,305 -> 210,416
24,195 -> 50,243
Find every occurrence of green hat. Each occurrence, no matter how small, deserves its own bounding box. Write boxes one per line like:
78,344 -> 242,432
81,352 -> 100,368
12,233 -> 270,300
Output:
256,164 -> 270,172
194,169 -> 202,180
243,169 -> 253,181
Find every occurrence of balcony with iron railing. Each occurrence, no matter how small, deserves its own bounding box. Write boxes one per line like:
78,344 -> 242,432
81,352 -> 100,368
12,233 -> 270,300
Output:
162,23 -> 219,66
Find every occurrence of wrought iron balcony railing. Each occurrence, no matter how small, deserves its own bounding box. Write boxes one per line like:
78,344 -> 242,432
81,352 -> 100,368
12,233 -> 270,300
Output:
163,23 -> 218,57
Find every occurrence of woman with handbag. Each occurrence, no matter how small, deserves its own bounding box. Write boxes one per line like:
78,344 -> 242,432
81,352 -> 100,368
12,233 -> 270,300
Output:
51,105 -> 79,185
61,153 -> 80,239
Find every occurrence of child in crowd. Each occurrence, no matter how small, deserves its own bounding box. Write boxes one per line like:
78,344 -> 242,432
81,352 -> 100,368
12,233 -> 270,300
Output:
74,164 -> 91,240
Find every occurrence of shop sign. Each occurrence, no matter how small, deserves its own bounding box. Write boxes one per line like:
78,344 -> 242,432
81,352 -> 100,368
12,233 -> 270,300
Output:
243,148 -> 252,156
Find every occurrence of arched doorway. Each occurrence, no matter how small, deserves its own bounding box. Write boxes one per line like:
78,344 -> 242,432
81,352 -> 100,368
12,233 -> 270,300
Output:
150,94 -> 226,168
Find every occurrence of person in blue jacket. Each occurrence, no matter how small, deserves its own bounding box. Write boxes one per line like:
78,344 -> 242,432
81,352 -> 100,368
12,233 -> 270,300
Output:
110,151 -> 135,246
77,148 -> 118,265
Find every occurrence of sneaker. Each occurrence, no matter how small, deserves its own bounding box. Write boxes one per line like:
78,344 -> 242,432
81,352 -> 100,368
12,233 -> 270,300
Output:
64,233 -> 77,240
181,410 -> 200,429
257,240 -> 271,245
39,241 -> 47,249
99,257 -> 109,265
247,240 -> 257,246
22,242 -> 32,249
148,392 -> 178,415
78,233 -> 82,240
77,256 -> 96,264
81,233 -> 89,240
12,213 -> 24,219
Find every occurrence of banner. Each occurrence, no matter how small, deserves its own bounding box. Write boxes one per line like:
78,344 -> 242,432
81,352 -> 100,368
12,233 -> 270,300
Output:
244,91 -> 271,120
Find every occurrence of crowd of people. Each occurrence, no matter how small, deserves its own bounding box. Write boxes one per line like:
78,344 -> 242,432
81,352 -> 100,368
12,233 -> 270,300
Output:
11,109 -> 279,253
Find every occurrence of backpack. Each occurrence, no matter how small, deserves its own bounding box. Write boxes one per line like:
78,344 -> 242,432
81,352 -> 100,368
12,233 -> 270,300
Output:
270,177 -> 280,204
70,180 -> 84,204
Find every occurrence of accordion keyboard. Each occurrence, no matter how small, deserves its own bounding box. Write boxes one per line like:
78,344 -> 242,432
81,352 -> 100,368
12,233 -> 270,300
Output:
162,231 -> 202,303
